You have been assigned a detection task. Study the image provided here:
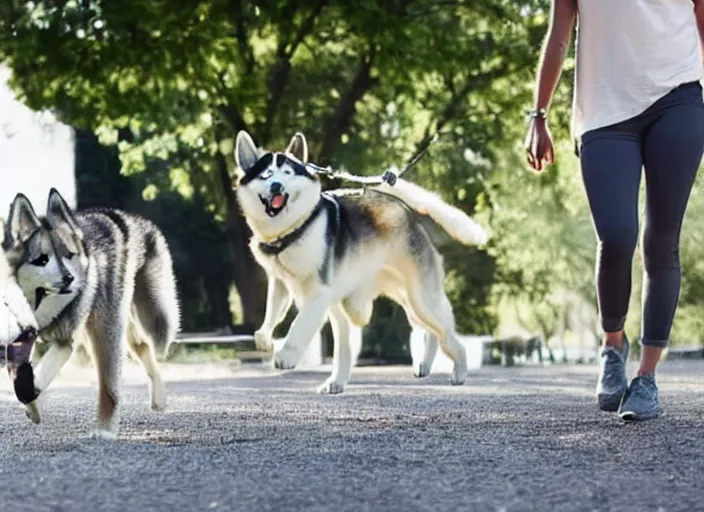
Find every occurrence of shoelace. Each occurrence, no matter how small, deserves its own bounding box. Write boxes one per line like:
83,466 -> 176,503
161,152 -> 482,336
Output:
601,347 -> 623,367
629,378 -> 655,400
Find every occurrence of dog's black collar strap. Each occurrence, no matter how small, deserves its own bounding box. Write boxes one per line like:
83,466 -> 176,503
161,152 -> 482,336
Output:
258,197 -> 328,256
239,152 -> 314,186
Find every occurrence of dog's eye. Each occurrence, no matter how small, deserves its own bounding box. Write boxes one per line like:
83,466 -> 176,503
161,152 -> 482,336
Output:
30,254 -> 49,267
259,169 -> 273,180
283,169 -> 292,175
66,251 -> 76,260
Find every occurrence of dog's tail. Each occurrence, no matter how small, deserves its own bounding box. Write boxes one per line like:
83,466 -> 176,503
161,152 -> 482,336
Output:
133,227 -> 181,360
377,178 -> 488,246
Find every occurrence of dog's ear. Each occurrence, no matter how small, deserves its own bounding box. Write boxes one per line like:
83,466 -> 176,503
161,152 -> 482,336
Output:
0,216 -> 8,252
234,130 -> 260,178
7,194 -> 41,244
285,132 -> 308,164
46,188 -> 83,240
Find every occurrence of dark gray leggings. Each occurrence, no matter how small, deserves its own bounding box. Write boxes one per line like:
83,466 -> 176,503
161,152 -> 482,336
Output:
579,82 -> 704,347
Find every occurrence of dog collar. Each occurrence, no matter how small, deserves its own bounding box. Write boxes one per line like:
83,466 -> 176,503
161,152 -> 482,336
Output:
258,198 -> 328,256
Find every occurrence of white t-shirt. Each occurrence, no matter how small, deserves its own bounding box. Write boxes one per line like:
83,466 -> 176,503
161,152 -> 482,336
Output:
572,0 -> 704,138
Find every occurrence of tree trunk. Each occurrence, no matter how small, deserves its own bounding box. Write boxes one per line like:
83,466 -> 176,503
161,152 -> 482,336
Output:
214,150 -> 267,331
317,52 -> 378,163
203,273 -> 237,330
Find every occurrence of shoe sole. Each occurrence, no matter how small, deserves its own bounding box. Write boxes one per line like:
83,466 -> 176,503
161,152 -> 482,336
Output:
597,393 -> 625,412
619,409 -> 661,421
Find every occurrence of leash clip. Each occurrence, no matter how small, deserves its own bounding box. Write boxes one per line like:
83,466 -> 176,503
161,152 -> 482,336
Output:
381,170 -> 397,186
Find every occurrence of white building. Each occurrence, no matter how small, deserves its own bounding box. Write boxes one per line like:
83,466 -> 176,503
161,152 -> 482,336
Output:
0,65 -> 76,218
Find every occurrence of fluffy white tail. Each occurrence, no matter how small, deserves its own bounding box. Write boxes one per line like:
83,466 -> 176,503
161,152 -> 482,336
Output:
377,178 -> 488,246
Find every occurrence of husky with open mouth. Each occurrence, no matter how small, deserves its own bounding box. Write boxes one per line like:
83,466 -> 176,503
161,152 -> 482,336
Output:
2,189 -> 181,438
234,130 -> 488,394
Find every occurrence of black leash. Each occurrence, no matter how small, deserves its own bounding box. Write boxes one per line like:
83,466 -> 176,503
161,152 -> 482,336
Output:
305,135 -> 438,187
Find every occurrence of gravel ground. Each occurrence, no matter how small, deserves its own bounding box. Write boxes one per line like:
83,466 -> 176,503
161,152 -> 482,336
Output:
1,358 -> 703,512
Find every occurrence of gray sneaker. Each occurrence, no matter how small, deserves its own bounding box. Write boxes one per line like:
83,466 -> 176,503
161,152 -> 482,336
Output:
596,336 -> 629,412
619,374 -> 661,421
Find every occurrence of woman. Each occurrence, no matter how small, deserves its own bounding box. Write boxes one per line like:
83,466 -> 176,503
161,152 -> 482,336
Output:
525,0 -> 704,421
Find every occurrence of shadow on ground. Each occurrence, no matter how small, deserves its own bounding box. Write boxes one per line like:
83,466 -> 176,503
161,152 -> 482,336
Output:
1,361 -> 703,512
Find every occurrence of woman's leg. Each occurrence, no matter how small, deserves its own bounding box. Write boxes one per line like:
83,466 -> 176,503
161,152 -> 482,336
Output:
640,102 -> 704,368
618,90 -> 704,421
580,131 -> 643,340
579,129 -> 643,411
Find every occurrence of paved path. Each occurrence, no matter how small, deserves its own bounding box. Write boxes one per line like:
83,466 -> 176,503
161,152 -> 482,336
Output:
1,359 -> 703,511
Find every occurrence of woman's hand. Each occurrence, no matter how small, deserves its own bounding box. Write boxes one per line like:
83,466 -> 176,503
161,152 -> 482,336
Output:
525,0 -> 577,171
524,117 -> 555,172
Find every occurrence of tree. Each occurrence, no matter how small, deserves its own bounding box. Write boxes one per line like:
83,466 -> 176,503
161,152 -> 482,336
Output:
0,0 -> 550,340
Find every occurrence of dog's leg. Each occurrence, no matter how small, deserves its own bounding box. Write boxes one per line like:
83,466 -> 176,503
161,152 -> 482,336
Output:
86,316 -> 127,439
317,306 -> 356,394
410,326 -> 438,378
390,292 -> 438,379
385,289 -> 437,378
406,289 -> 468,385
274,288 -> 331,370
128,319 -> 165,412
24,342 -> 73,424
32,343 -> 74,392
255,277 -> 291,351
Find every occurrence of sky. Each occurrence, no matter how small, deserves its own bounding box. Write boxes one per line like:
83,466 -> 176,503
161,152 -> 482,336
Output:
0,65 -> 76,219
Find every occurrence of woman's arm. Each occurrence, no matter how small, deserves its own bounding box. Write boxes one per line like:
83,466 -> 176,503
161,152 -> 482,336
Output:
525,0 -> 578,171
532,0 -> 578,112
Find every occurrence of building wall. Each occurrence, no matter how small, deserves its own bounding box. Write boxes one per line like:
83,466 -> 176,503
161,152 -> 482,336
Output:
0,65 -> 76,219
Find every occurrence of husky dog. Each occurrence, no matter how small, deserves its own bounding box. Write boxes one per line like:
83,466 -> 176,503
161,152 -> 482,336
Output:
234,130 -> 488,394
2,189 -> 180,437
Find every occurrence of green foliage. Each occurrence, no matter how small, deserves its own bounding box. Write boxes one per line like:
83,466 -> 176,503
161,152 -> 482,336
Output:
18,1 -> 699,357
74,129 -> 237,331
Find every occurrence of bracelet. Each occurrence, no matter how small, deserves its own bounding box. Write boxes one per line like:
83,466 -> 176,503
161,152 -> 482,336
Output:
527,108 -> 548,120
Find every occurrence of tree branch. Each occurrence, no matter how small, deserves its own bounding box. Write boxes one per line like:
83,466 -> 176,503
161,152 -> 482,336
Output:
407,64 -> 508,164
260,0 -> 328,144
317,49 -> 379,164
230,0 -> 255,73
217,104 -> 250,135
284,0 -> 327,59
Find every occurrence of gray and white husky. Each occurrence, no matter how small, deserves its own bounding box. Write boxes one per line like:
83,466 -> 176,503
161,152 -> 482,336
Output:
2,189 -> 180,437
234,130 -> 488,394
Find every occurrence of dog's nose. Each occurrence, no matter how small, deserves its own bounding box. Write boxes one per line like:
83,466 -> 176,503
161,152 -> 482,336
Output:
62,274 -> 74,286
269,181 -> 283,195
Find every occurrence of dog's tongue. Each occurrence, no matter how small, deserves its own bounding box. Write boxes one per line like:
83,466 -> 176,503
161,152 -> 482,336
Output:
271,194 -> 285,209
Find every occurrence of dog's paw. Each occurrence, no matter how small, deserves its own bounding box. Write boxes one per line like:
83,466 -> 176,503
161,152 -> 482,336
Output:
150,388 -> 166,413
413,362 -> 431,378
254,330 -> 274,351
450,366 -> 468,386
13,362 -> 39,404
25,400 -> 41,424
317,378 -> 345,395
89,428 -> 118,441
274,345 -> 300,370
